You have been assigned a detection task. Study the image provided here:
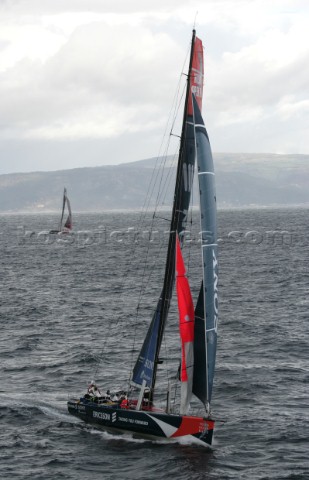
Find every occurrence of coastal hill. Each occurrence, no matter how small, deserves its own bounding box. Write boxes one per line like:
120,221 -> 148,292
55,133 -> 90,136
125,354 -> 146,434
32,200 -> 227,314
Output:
0,153 -> 308,212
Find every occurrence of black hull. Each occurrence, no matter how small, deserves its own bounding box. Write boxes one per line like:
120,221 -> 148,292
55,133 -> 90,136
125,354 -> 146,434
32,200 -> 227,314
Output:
68,398 -> 214,447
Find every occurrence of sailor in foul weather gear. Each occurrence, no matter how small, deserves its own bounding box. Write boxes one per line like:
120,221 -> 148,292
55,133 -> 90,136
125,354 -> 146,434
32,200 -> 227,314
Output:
87,381 -> 102,398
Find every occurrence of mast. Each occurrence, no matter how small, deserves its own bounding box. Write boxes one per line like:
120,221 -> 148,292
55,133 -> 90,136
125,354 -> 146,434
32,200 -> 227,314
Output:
132,30 -> 204,394
151,29 -> 198,392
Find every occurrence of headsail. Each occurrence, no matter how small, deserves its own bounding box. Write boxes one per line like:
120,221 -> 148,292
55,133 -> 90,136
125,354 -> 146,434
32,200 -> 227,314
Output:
192,94 -> 218,407
131,301 -> 162,387
132,31 -> 204,390
175,234 -> 195,414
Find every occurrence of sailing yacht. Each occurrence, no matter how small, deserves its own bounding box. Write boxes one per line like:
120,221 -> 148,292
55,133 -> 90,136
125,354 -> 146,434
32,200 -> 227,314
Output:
49,188 -> 73,234
68,29 -> 218,447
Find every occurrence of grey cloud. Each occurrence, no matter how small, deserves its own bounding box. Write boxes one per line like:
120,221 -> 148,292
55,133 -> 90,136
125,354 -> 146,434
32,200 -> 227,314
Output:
0,22 -> 185,140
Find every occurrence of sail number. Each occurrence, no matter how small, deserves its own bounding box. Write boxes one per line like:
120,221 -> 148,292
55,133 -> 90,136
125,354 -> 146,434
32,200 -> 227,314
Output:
213,250 -> 218,333
145,359 -> 154,370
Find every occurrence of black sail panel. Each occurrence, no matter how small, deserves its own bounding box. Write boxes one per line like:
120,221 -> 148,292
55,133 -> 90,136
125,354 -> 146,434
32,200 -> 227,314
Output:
193,282 -> 207,403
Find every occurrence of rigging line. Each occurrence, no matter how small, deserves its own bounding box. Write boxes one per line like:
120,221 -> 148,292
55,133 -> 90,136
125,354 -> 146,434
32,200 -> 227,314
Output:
131,164 -> 177,319
126,138 -> 184,378
126,62 -> 189,322
151,33 -> 198,404
127,160 -> 184,382
135,80 -> 184,223
129,48 -> 197,400
89,42 -> 192,387
141,40 -> 190,215
153,215 -> 172,222
153,86 -> 186,210
92,265 -> 144,382
153,143 -> 178,209
163,138 -> 190,266
146,46 -> 189,219
169,82 -> 187,140
135,159 -> 185,306
117,59 -> 187,311
150,147 -> 175,219
128,222 -> 166,366
92,151 -> 176,376
158,42 -> 199,282
154,166 -> 197,387
109,76 -> 185,303
160,151 -> 178,207
131,170 -> 176,329
134,44 -> 189,227
126,219 -> 175,386
135,88 -> 184,284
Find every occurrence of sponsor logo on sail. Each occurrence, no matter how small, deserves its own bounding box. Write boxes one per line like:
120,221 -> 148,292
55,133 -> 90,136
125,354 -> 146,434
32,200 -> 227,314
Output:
145,359 -> 154,370
213,250 -> 218,333
140,370 -> 151,382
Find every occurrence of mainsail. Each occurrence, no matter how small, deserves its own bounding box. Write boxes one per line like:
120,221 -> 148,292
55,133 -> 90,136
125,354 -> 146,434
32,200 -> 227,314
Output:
59,188 -> 72,232
192,94 -> 218,408
132,30 -> 204,390
175,234 -> 195,414
63,193 -> 73,230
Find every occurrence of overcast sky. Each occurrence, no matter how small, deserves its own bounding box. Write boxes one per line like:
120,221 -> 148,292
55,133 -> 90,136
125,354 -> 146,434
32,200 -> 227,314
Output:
0,0 -> 308,174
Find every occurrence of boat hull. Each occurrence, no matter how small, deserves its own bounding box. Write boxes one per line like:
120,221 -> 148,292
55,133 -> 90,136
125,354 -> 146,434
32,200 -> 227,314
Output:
68,398 -> 214,447
49,230 -> 71,234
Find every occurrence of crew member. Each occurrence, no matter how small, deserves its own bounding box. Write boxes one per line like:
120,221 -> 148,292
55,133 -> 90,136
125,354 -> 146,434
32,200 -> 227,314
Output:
87,381 -> 102,400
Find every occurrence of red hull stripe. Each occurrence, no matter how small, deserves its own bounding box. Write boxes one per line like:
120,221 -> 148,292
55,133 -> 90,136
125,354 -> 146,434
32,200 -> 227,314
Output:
171,416 -> 214,437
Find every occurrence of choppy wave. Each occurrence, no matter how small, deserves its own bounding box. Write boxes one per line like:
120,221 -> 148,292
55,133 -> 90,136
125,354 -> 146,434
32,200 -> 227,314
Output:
0,209 -> 308,480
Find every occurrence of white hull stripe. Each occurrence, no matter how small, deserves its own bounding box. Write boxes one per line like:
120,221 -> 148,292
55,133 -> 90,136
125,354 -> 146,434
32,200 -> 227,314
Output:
198,171 -> 215,176
146,414 -> 178,437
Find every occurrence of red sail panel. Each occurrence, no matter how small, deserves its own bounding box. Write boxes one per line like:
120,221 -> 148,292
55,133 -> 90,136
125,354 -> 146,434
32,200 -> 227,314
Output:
187,36 -> 204,115
176,235 -> 195,387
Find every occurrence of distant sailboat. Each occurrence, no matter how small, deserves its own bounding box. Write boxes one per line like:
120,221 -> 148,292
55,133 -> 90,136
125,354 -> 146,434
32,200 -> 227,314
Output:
49,188 -> 72,234
68,29 -> 218,447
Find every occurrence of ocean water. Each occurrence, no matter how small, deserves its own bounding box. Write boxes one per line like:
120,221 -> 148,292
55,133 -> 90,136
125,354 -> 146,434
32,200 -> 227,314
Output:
0,208 -> 308,480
